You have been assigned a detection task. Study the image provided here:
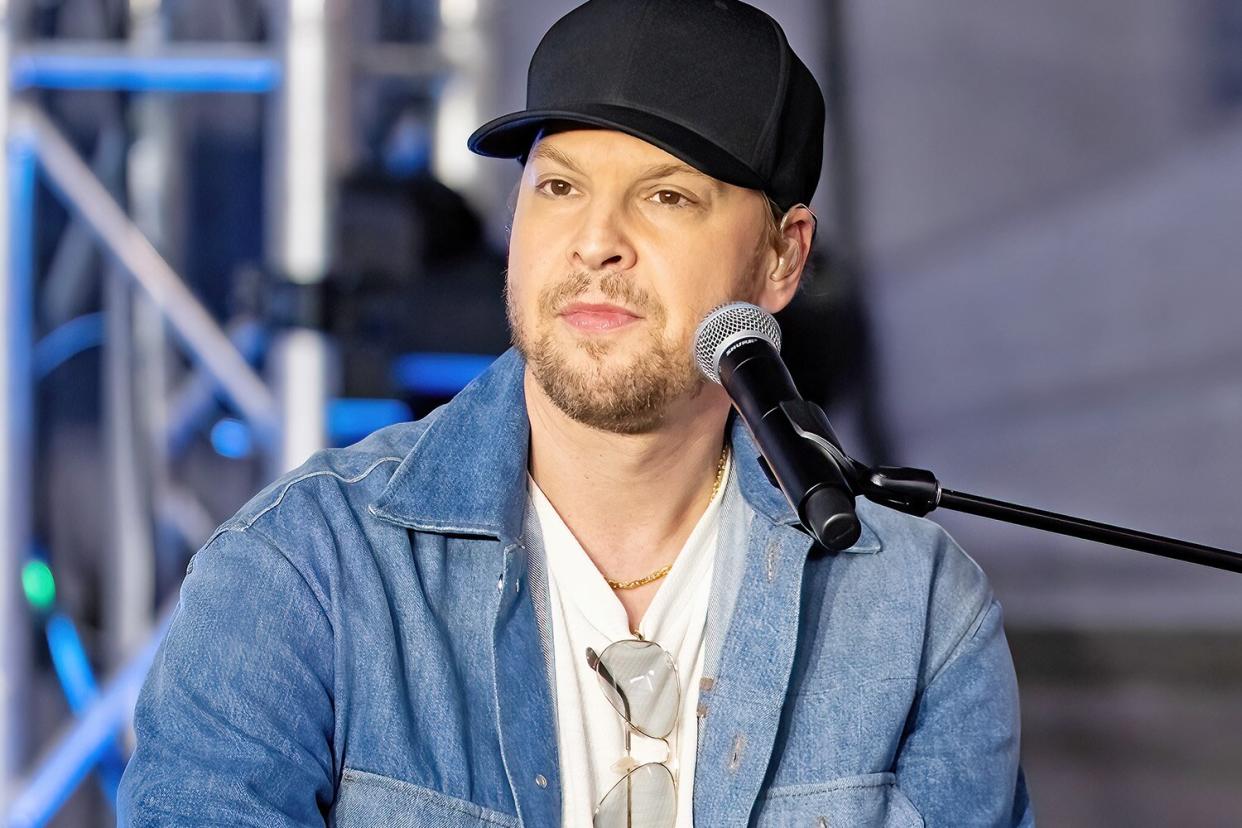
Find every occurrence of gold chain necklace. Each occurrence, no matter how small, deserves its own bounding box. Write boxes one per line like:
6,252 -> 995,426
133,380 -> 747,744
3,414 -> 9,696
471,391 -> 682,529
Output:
606,443 -> 729,591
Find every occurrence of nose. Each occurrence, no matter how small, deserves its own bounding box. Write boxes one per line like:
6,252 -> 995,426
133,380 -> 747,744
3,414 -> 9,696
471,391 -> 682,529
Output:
569,199 -> 637,272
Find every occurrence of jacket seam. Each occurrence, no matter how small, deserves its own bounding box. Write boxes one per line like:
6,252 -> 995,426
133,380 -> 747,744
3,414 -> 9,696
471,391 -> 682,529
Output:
792,674 -> 917,700
365,508 -> 502,538
209,524 -> 336,637
490,544 -> 529,819
210,456 -> 403,543
765,781 -> 893,800
922,596 -> 998,691
340,768 -> 517,826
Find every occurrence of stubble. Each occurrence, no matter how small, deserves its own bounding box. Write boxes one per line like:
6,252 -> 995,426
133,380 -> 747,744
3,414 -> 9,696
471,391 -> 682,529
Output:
507,270 -> 705,434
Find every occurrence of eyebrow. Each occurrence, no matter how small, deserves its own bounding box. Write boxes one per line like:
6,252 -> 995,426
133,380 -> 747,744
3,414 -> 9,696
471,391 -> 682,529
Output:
529,143 -> 586,176
529,144 -> 722,194
636,163 -> 722,194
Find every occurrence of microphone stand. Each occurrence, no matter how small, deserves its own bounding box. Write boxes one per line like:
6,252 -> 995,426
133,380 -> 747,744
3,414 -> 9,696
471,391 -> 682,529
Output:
774,400 -> 1242,573
855,463 -> 1242,574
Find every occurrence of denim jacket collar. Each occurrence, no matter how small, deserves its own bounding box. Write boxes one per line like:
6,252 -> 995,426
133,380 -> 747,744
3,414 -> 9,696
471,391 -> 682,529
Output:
369,347 -> 882,554
370,349 -> 531,543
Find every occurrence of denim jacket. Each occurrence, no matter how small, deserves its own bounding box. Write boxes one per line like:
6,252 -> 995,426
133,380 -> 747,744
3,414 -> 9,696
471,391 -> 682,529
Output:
120,348 -> 1033,827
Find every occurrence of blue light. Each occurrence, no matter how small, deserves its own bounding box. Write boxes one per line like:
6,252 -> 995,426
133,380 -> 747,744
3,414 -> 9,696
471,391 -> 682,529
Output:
46,614 -> 97,714
167,322 -> 266,456
11,54 -> 281,94
393,352 -> 496,397
33,313 -> 105,380
8,618 -> 169,828
211,399 -> 415,455
330,399 -> 413,446
210,418 -> 253,459
9,141 -> 36,286
8,139 -> 37,490
45,614 -> 126,806
382,114 -> 432,177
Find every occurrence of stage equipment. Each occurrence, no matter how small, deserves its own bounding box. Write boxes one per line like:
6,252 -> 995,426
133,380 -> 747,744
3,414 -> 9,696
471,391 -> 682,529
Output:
695,302 -> 861,552
695,302 -> 1242,572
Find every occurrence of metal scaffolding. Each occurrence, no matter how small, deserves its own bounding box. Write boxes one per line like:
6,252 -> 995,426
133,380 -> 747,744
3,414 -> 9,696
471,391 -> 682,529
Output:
268,0 -> 335,476
0,0 -> 491,820
1,0 -> 32,808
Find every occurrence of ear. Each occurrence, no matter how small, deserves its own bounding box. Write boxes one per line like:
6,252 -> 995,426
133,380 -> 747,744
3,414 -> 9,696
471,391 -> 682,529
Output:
756,204 -> 816,314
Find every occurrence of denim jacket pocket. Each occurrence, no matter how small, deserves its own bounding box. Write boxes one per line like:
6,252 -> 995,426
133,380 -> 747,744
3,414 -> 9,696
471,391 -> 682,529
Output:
754,772 -> 924,828
332,768 -> 519,827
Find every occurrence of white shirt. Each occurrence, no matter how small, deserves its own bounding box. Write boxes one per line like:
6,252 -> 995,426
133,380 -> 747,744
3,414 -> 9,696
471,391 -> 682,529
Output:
528,457 -> 729,828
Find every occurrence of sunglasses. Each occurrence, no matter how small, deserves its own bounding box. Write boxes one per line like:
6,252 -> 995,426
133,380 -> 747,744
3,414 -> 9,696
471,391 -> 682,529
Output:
586,637 -> 681,827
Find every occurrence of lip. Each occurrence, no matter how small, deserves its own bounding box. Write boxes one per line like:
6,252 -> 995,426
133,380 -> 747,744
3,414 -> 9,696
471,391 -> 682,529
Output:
558,302 -> 643,332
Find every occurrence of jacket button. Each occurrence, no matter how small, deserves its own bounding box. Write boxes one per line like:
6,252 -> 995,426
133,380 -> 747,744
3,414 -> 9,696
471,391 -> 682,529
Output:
534,774 -> 548,789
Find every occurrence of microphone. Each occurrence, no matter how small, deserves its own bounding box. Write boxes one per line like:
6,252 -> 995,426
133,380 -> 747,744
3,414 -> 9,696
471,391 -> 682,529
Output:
694,306 -> 1242,573
694,302 -> 863,551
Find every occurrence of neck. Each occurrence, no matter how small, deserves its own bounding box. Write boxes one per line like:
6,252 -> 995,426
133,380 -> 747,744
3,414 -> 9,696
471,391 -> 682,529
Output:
525,369 -> 730,582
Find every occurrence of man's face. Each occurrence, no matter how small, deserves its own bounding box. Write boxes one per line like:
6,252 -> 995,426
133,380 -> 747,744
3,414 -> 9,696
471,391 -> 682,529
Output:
507,128 -> 787,434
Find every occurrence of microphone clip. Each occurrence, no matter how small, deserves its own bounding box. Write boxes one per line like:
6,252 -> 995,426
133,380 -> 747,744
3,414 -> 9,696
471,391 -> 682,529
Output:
778,399 -> 858,491
755,398 -> 865,551
857,466 -> 943,518
775,399 -> 944,520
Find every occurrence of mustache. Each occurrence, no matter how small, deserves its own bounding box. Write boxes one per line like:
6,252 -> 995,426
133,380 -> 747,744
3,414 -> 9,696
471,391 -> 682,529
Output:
539,271 -> 663,319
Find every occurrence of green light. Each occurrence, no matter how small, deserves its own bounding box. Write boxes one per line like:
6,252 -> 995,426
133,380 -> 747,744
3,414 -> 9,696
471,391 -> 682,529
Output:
22,560 -> 56,611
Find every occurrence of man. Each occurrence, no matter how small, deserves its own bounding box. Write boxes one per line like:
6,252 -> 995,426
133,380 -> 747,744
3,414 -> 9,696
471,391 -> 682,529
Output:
120,1 -> 1033,825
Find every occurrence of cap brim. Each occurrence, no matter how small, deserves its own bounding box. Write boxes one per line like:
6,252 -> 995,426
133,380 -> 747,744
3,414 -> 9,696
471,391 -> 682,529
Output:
467,103 -> 765,194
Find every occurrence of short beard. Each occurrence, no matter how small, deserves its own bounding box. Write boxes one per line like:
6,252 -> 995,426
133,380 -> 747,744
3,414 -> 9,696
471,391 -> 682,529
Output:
508,271 -> 704,434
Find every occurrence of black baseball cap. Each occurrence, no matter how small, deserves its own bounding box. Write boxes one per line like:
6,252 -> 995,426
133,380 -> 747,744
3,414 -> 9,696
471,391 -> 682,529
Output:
467,0 -> 826,211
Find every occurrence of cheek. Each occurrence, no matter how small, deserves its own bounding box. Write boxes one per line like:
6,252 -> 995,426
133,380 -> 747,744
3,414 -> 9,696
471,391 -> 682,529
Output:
504,264 -> 538,326
508,196 -> 549,270
659,247 -> 758,319
507,224 -> 553,307
662,224 -> 763,293
506,219 -> 536,277
509,192 -> 576,260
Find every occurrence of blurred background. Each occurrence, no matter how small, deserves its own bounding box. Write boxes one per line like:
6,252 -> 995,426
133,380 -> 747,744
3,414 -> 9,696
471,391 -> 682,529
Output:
0,0 -> 1239,825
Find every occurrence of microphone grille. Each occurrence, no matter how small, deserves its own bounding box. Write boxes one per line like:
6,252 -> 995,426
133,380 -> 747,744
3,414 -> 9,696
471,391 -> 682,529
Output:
693,302 -> 782,384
